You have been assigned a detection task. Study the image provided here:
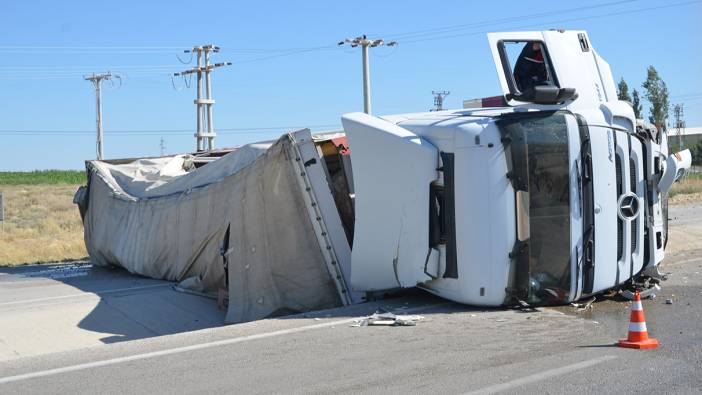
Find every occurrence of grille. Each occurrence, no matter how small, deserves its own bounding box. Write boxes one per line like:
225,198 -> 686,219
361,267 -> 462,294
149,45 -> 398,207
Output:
630,157 -> 637,253
616,154 -> 623,261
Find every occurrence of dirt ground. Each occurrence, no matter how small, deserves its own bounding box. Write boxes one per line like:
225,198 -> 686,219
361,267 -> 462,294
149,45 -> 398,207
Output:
670,191 -> 702,204
0,185 -> 87,266
669,172 -> 702,199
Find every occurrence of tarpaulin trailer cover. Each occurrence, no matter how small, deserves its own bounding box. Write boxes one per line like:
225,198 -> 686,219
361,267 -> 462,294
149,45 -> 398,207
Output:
76,130 -> 354,323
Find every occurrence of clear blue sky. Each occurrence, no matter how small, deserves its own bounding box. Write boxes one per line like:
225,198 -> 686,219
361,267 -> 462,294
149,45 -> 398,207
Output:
1,0 -> 700,170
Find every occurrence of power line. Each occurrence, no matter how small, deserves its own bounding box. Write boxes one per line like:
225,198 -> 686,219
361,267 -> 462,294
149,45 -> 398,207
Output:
0,0 -> 697,82
0,0 -> 696,89
0,45 -> 338,55
0,46 -> 188,55
671,92 -> 702,99
0,71 -> 179,78
379,0 -> 638,41
0,66 -> 188,81
0,50 -> 349,78
0,124 -> 339,133
0,65 -> 183,71
0,124 -> 341,136
233,47 -> 337,65
0,46 -> 185,49
0,73 -> 173,81
0,65 -> 185,78
397,0 -> 702,44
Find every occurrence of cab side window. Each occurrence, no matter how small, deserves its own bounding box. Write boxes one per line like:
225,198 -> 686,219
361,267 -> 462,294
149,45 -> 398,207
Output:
499,41 -> 559,94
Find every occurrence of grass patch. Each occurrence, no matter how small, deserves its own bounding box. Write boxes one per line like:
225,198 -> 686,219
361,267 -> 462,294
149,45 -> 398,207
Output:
0,184 -> 87,266
0,170 -> 86,185
669,172 -> 702,198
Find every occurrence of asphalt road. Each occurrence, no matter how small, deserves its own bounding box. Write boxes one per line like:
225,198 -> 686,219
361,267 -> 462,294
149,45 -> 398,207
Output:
0,262 -> 225,360
0,201 -> 700,394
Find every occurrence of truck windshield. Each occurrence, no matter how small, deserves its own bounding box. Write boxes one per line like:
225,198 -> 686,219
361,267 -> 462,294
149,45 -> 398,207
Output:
498,113 -> 571,304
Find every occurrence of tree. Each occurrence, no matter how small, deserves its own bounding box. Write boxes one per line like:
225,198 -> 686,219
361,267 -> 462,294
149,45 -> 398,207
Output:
642,66 -> 670,130
691,140 -> 702,166
617,78 -> 632,102
631,89 -> 643,119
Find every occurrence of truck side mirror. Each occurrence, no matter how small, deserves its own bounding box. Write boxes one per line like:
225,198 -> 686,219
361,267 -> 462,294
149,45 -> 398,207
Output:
658,149 -> 692,194
507,85 -> 577,104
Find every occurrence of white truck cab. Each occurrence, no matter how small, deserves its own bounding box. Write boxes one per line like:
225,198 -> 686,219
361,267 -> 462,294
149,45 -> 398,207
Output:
342,30 -> 691,306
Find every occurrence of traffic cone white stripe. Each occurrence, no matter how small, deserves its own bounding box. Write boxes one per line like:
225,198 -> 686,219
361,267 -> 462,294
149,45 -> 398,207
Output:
631,301 -> 643,311
628,322 -> 647,332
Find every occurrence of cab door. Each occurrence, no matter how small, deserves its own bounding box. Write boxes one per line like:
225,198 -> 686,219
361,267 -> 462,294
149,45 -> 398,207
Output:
487,30 -> 615,110
341,112 -> 439,291
487,31 -> 547,101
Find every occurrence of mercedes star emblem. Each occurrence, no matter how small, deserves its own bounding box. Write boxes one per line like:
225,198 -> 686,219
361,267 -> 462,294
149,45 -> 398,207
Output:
617,192 -> 640,221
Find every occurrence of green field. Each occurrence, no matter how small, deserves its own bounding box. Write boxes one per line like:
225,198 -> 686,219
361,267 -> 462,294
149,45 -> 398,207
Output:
0,170 -> 86,185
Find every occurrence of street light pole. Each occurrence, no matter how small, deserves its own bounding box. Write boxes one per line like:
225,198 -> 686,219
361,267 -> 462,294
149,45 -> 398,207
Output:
361,43 -> 371,114
339,35 -> 397,115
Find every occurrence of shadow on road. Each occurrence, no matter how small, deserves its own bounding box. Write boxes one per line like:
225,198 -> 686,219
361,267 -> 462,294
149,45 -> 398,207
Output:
0,262 -> 226,350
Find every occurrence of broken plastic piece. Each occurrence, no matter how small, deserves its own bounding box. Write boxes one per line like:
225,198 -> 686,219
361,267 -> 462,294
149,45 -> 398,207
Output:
621,284 -> 661,300
570,296 -> 596,311
350,311 -> 424,327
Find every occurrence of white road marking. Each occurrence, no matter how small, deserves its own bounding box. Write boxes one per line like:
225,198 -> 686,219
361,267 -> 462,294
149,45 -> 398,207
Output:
462,355 -> 618,395
0,283 -> 172,307
0,303 -> 448,385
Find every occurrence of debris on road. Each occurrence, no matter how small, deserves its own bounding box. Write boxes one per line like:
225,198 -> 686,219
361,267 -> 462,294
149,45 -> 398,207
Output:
18,262 -> 92,280
570,297 -> 596,311
351,311 -> 424,327
619,273 -> 663,301
665,299 -> 674,305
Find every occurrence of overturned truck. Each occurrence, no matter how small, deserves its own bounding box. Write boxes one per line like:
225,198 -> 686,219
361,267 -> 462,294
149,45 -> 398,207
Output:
76,30 -> 691,323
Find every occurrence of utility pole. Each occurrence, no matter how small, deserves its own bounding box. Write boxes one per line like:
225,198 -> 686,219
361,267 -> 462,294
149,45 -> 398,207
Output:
84,72 -> 116,160
338,35 -> 397,115
174,45 -> 231,152
673,103 -> 685,150
431,90 -> 450,111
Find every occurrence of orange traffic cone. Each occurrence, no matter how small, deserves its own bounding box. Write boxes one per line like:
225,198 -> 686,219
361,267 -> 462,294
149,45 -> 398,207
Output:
618,291 -> 659,349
